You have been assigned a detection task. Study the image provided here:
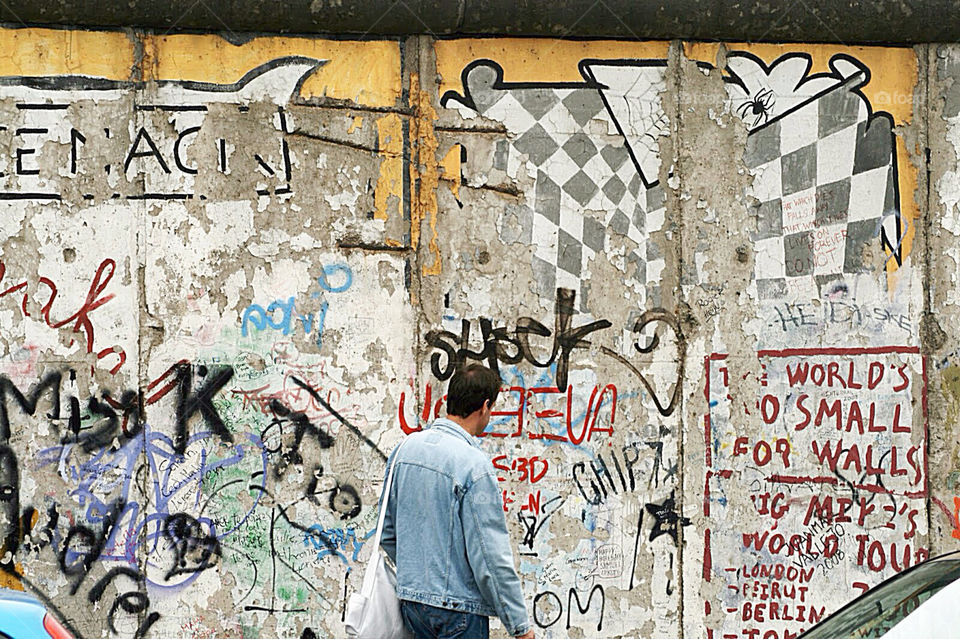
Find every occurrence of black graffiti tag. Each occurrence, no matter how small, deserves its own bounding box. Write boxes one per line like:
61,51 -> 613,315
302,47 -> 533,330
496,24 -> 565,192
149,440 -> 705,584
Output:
426,288 -> 611,392
58,498 -> 126,595
534,585 -> 605,631
0,362 -> 237,455
0,372 -> 62,442
88,566 -> 160,638
0,445 -> 20,563
162,513 -> 222,581
172,363 -> 235,455
600,308 -> 686,416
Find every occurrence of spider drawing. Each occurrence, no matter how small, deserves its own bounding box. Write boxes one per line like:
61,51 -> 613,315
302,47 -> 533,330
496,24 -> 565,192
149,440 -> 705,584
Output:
736,88 -> 776,127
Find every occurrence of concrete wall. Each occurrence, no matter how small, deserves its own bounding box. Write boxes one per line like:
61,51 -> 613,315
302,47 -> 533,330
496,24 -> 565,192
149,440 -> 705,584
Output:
0,28 -> 954,639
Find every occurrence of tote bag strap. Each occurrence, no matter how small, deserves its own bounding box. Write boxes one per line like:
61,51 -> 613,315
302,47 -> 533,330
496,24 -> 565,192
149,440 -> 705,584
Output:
372,438 -> 406,550
359,438 -> 407,595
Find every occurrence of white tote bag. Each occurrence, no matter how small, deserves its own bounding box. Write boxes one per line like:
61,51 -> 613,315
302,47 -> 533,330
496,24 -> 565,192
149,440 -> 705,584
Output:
345,440 -> 412,639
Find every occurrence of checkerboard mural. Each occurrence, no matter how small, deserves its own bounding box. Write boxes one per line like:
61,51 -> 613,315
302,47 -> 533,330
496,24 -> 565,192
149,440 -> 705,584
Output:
441,52 -> 903,305
441,60 -> 669,312
728,52 -> 904,299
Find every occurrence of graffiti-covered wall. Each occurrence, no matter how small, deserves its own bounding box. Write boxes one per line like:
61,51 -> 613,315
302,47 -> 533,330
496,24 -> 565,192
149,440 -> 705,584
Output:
0,29 -> 957,639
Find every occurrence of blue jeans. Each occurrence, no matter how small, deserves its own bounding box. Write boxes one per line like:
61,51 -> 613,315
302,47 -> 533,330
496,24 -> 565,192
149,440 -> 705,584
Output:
400,600 -> 489,639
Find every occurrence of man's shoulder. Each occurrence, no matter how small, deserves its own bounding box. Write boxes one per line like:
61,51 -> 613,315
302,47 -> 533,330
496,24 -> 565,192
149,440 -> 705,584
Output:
399,424 -> 489,475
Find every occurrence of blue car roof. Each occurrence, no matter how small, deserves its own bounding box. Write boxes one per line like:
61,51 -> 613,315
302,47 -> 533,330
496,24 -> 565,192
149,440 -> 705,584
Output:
0,588 -> 45,607
0,588 -> 48,639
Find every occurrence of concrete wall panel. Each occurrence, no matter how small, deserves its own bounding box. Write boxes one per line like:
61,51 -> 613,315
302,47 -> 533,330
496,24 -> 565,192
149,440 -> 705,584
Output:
0,28 -> 948,639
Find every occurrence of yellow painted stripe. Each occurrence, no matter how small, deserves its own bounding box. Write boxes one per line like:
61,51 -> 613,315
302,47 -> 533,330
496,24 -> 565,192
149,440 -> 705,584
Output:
435,38 -> 670,97
142,34 -> 402,106
0,27 -> 134,78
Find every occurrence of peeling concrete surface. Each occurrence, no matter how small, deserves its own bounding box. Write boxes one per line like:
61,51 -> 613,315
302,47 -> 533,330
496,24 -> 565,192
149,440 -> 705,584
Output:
0,28 -> 950,639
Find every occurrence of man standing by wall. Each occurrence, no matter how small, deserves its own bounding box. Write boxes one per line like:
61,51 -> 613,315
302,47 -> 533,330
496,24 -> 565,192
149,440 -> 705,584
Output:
381,363 -> 534,639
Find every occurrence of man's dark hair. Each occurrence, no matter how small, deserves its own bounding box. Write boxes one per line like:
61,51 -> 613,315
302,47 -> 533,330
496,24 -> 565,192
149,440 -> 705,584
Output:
446,364 -> 501,418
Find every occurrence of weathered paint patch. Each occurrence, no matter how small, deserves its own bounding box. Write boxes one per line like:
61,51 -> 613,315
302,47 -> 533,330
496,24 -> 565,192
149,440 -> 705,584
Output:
374,112 -> 404,224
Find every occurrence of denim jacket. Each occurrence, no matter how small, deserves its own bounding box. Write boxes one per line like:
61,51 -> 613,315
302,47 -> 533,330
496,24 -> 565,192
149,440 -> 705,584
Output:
379,418 -> 531,636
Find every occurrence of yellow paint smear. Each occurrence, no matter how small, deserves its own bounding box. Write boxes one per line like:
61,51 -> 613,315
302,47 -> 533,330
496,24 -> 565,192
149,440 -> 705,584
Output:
414,75 -> 442,277
685,42 -> 920,280
435,38 -> 670,97
143,35 -> 401,106
0,563 -> 22,589
0,27 -> 134,78
439,144 -> 462,201
417,97 -> 443,275
347,116 -> 363,134
375,113 -> 403,222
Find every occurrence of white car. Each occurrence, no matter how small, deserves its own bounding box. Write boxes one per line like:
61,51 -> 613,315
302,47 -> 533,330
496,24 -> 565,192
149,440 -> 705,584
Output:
801,552 -> 960,638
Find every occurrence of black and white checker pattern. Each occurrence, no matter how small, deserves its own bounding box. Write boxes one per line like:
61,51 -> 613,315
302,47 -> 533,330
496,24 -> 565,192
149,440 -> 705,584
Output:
444,56 -> 902,306
744,75 -> 901,298
447,62 -> 667,311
